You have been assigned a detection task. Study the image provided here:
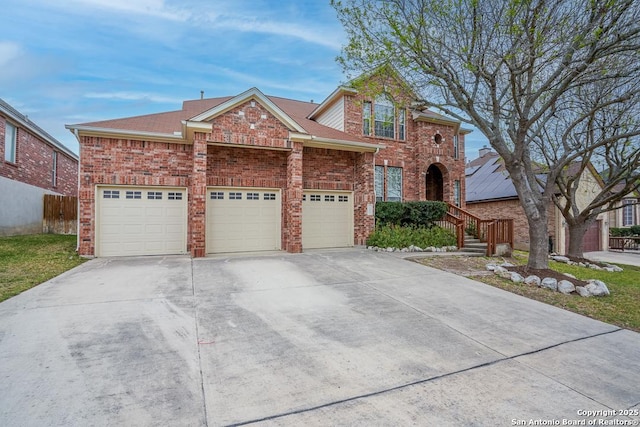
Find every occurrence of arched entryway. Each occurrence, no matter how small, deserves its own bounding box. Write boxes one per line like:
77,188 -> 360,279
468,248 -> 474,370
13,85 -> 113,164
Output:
426,163 -> 445,201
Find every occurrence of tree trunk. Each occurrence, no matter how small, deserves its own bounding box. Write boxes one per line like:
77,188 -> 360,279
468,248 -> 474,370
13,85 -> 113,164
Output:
566,221 -> 589,259
527,213 -> 550,269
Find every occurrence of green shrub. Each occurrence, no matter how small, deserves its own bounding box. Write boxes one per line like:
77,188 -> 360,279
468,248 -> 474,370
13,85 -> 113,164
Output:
366,224 -> 457,248
611,227 -> 640,237
376,201 -> 448,227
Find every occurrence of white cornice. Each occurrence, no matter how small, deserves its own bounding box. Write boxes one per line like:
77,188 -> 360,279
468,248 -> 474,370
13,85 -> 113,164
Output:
188,87 -> 306,133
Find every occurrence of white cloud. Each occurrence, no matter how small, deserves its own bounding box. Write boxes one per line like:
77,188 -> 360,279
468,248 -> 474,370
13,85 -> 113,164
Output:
84,91 -> 183,104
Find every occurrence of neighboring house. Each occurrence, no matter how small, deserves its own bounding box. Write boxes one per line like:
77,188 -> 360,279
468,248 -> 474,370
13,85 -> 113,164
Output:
1,99 -> 79,236
66,73 -> 469,257
465,147 -> 609,254
610,193 -> 639,229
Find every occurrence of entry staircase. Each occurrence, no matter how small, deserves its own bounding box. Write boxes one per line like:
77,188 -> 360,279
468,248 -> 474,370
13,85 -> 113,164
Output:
441,203 -> 514,256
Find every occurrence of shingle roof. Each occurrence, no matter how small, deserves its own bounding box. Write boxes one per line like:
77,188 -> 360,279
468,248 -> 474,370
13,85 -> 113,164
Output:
73,93 -> 373,144
0,98 -> 78,160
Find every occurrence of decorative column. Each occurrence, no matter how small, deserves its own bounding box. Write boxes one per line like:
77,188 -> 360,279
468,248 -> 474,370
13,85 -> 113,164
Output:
354,151 -> 375,245
284,141 -> 303,252
189,133 -> 207,257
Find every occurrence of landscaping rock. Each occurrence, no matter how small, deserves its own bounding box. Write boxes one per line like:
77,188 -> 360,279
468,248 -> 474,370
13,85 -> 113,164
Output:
495,243 -> 512,257
558,280 -> 575,295
576,286 -> 591,297
493,266 -> 508,274
510,272 -> 524,283
500,262 -> 515,268
524,275 -> 541,286
486,264 -> 497,271
586,280 -> 610,297
552,255 -> 570,263
541,277 -> 558,291
563,273 -> 577,279
588,263 -> 602,270
611,265 -> 623,272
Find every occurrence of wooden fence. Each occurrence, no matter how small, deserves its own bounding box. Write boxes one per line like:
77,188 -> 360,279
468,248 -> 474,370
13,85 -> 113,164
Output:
43,194 -> 78,234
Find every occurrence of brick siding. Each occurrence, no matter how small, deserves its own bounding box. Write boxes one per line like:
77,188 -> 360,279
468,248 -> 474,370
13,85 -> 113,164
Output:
1,116 -> 78,197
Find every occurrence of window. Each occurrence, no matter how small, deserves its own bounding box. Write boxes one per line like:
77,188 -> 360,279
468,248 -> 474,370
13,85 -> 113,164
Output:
398,109 -> 405,140
623,199 -> 636,226
374,95 -> 395,138
247,192 -> 259,200
126,191 -> 142,199
210,192 -> 224,200
4,122 -> 16,163
363,101 -> 372,136
229,192 -> 242,200
338,195 -> 349,202
375,165 -> 384,202
453,135 -> 459,159
263,193 -> 276,200
310,194 -> 321,202
324,195 -> 335,202
51,151 -> 57,187
168,192 -> 182,200
454,180 -> 461,207
386,167 -> 402,201
103,190 -> 120,199
147,191 -> 162,200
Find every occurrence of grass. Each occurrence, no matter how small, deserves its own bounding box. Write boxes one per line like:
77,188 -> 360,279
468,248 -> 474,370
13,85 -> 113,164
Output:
416,251 -> 640,332
0,234 -> 87,302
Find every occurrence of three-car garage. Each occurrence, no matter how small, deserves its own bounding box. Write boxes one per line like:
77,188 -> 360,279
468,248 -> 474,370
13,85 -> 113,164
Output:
95,185 -> 354,256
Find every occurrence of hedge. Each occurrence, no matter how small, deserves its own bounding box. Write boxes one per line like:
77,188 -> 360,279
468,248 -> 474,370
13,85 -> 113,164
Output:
610,226 -> 640,237
376,201 -> 448,228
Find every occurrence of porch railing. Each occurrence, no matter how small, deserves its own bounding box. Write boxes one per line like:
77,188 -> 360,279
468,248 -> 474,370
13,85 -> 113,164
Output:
443,203 -> 514,256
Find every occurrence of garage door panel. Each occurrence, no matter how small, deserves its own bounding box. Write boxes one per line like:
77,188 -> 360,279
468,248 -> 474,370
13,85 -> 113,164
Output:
302,191 -> 354,249
207,188 -> 281,253
97,186 -> 187,256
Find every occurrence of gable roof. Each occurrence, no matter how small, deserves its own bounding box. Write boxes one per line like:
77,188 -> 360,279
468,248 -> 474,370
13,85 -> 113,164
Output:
67,89 -> 382,152
0,98 -> 78,160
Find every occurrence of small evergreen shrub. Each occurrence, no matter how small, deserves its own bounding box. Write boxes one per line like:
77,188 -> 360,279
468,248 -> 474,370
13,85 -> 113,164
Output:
366,224 -> 456,248
610,226 -> 640,237
375,201 -> 447,227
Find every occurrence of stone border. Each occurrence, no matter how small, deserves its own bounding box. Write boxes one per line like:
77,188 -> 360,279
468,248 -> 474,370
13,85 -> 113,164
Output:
367,245 -> 458,253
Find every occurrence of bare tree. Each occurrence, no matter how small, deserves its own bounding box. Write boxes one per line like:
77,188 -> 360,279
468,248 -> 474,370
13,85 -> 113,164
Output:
532,77 -> 640,257
332,0 -> 640,269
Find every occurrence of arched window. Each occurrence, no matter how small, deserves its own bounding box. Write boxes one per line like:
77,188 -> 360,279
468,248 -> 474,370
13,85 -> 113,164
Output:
374,95 -> 395,138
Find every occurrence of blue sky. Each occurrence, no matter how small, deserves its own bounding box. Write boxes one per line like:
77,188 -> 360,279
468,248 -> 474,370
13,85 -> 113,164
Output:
1,0 -> 488,157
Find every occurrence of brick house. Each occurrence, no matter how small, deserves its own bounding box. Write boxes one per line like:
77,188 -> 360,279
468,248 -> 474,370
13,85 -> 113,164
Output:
1,98 -> 78,236
66,75 -> 468,257
465,147 -> 608,254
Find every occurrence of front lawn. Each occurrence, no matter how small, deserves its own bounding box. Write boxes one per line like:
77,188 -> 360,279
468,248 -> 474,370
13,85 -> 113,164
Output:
416,252 -> 640,332
0,234 -> 87,302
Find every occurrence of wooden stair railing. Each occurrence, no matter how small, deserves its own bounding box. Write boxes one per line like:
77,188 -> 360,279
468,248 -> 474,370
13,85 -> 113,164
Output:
443,203 -> 514,255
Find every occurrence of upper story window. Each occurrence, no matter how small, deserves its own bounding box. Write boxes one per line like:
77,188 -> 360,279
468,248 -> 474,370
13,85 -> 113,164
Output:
4,122 -> 17,163
623,199 -> 636,226
363,101 -> 372,136
363,95 -> 406,141
453,135 -> 459,159
374,95 -> 395,138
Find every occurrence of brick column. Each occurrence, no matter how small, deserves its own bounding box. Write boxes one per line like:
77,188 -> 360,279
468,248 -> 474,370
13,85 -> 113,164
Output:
354,151 -> 375,245
189,134 -> 207,257
284,141 -> 303,252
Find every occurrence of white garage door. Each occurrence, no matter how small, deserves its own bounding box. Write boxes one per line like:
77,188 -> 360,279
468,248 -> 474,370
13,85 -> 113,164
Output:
302,191 -> 354,249
97,186 -> 187,257
206,187 -> 281,253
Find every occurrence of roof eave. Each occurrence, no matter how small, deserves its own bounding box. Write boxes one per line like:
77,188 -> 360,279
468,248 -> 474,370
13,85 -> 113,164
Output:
307,86 -> 358,120
66,124 -> 187,144
289,132 -> 383,153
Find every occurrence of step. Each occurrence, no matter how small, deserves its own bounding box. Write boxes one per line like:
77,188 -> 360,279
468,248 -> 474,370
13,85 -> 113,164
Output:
463,242 -> 487,249
460,247 -> 487,255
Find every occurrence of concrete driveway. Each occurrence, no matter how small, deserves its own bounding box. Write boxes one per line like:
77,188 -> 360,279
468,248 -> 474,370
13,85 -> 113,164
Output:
585,250 -> 640,267
1,249 -> 639,426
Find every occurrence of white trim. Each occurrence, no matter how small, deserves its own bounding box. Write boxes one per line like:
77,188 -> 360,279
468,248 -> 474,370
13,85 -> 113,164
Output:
289,132 -> 384,153
307,86 -> 357,120
189,87 -> 306,133
66,125 -> 186,143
